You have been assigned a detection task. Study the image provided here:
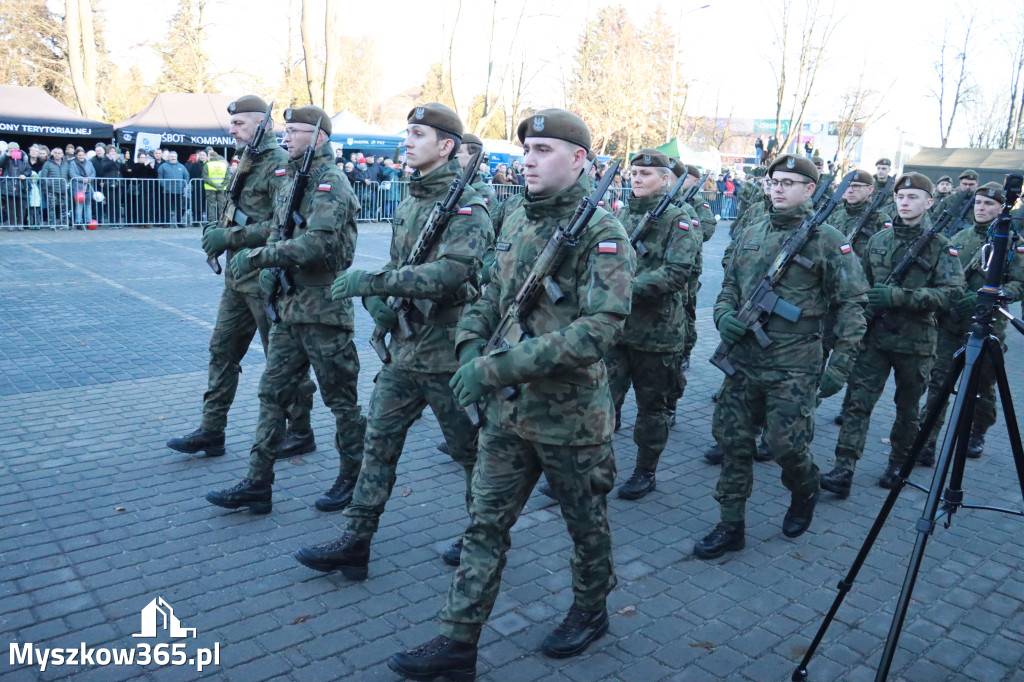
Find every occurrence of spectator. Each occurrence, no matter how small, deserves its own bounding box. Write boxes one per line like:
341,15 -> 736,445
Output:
41,146 -> 70,226
186,149 -> 208,222
379,157 -> 402,219
157,150 -> 190,227
203,150 -> 230,223
64,143 -> 76,158
123,150 -> 158,225
334,146 -> 346,165
510,159 -> 525,184
343,161 -> 358,185
29,145 -> 47,173
67,146 -> 96,228
152,148 -> 165,170
91,143 -> 120,224
766,135 -> 778,163
754,135 -> 764,165
702,171 -> 718,202
803,139 -> 813,158
492,163 -> 509,185
1,142 -> 31,228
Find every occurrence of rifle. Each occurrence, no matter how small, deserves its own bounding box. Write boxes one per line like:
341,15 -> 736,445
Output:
845,176 -> 894,246
467,160 -> 621,420
939,190 -> 975,237
629,172 -> 687,257
710,171 -> 858,376
262,117 -> 320,324
369,149 -> 484,363
675,171 -> 711,208
810,173 -> 834,209
207,100 -> 274,274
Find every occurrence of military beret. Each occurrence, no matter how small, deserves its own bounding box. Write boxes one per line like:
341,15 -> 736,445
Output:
811,155 -> 825,166
461,133 -> 483,147
976,181 -> 1004,204
517,108 -> 591,152
768,154 -> 819,182
667,157 -> 686,178
851,169 -> 874,185
875,158 -> 892,166
227,95 -> 269,115
937,175 -> 952,184
586,150 -> 597,163
283,105 -> 332,136
629,148 -> 670,168
958,168 -> 979,181
408,103 -> 463,139
893,172 -> 934,195
749,166 -> 767,178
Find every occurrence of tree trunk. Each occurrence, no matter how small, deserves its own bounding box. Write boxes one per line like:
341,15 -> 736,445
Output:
65,0 -> 102,119
300,0 -> 319,106
322,1 -> 341,112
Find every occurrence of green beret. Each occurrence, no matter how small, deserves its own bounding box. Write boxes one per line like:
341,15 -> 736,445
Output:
283,106 -> 331,136
768,154 -> 819,183
629,148 -> 670,168
851,169 -> 874,185
937,175 -> 952,184
958,168 -> 979,181
749,166 -> 767,178
667,157 -> 686,178
408,103 -> 464,139
811,155 -> 825,166
517,108 -> 591,152
875,158 -> 892,167
685,164 -> 702,180
977,181 -> 1004,204
227,95 -> 269,115
461,133 -> 483,147
894,172 -> 934,195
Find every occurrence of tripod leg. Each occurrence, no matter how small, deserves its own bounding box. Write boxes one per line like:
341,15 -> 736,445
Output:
986,337 -> 1024,499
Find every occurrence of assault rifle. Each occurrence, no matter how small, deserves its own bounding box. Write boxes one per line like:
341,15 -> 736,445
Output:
846,176 -> 894,246
810,173 -> 834,209
467,160 -> 620,422
629,172 -> 688,256
675,171 -> 711,209
939,190 -> 976,237
263,117 -> 320,324
207,100 -> 274,274
369,149 -> 483,363
710,170 -> 858,376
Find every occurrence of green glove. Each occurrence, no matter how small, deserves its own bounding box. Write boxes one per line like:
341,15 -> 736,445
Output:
717,311 -> 749,345
449,357 -> 487,407
258,269 -> 276,296
202,227 -> 230,258
457,339 -> 486,366
202,220 -> 218,235
954,292 -> 977,320
866,284 -> 904,308
331,269 -> 375,301
364,295 -> 397,330
817,366 -> 846,400
229,248 -> 254,279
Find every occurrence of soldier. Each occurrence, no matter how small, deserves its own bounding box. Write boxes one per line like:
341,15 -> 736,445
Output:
873,158 -> 896,215
935,169 -> 979,236
811,156 -> 834,206
167,95 -> 316,461
388,109 -> 634,679
822,172 -> 963,496
607,149 -> 700,500
205,106 -> 366,514
734,172 -> 759,223
292,103 -> 493,575
669,159 -> 715,369
731,169 -> 771,236
829,169 -> 892,260
455,133 -> 497,209
694,154 -> 868,560
931,174 -> 953,215
919,181 -> 1024,462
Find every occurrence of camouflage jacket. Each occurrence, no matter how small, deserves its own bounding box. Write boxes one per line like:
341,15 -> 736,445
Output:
862,214 -> 964,355
830,198 -> 893,260
714,201 -> 869,373
222,136 -> 290,295
369,160 -> 492,373
929,191 -> 951,218
934,188 -> 975,237
249,143 -> 359,327
872,174 -> 896,215
814,173 -> 835,208
470,178 -> 497,211
614,192 -> 701,352
731,195 -> 770,234
456,181 -> 635,446
676,189 -> 717,242
734,182 -> 759,222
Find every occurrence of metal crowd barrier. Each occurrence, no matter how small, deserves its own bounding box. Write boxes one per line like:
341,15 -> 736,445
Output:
0,178 -> 70,230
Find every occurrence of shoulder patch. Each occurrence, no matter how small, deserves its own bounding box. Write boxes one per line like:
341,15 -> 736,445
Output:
840,243 -> 853,254
317,182 -> 331,192
703,202 -> 710,209
949,247 -> 959,256
691,218 -> 700,227
495,241 -> 511,252
871,247 -> 887,255
274,168 -> 287,176
1016,245 -> 1024,253
678,221 -> 690,230
597,241 -> 618,254
883,221 -> 892,228
457,207 -> 473,215
742,243 -> 760,251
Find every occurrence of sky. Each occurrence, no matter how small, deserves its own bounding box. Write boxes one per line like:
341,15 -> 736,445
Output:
90,0 -> 1010,149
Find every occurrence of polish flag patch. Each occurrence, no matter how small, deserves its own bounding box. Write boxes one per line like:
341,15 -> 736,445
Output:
597,200 -> 605,206
598,241 -> 618,254
691,218 -> 700,227
884,221 -> 893,228
457,207 -> 473,215
274,168 -> 287,176
840,243 -> 853,254
317,183 -> 332,192
1016,246 -> 1024,253
703,202 -> 711,209
949,247 -> 959,256
678,221 -> 690,230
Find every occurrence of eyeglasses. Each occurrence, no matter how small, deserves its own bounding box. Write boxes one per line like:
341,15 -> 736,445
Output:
768,178 -> 811,189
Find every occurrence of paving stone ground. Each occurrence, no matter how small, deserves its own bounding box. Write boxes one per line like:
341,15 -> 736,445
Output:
2,223 -> 1023,681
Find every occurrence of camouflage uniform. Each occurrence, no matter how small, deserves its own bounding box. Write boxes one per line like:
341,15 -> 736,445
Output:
934,188 -> 975,237
873,174 -> 896,215
712,201 -> 868,523
470,178 -> 497,211
929,191 -> 951,218
201,135 -> 315,436
814,173 -> 835,207
244,143 -> 365,482
675,187 -> 715,359
343,160 -> 493,538
609,191 -> 701,474
440,181 -> 635,642
734,181 -> 760,224
829,197 -> 893,260
731,193 -> 770,237
834,214 -> 964,472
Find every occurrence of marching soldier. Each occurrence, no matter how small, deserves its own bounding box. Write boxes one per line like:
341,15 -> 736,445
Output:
873,158 -> 896,214
811,156 -> 834,206
694,154 -> 868,559
205,106 -> 366,514
930,174 -> 953,216
388,109 -> 634,679
292,103 -> 493,576
935,169 -> 980,236
829,169 -> 892,260
669,159 -> 714,368
822,172 -> 963,496
167,95 -> 316,461
456,133 -> 497,209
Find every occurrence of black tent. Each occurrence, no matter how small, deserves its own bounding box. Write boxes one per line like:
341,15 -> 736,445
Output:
0,85 -> 113,139
114,93 -> 235,148
903,147 -> 1024,186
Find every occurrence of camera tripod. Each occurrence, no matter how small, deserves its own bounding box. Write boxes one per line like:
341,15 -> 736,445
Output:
793,174 -> 1024,681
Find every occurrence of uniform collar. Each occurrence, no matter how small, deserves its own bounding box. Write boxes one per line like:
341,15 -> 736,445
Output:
409,159 -> 458,199
523,182 -> 587,221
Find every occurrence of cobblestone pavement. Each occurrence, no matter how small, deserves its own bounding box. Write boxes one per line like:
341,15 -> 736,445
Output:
2,224 -> 1023,681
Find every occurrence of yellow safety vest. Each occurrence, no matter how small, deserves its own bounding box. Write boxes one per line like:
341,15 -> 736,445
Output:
204,160 -> 228,190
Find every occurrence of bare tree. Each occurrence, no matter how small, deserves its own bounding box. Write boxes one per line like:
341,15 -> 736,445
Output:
833,72 -> 882,161
64,0 -> 103,118
322,1 -> 341,111
0,0 -> 72,103
155,0 -> 217,93
469,0 -> 528,136
300,0 -> 320,106
999,11 -> 1024,148
927,11 -> 977,148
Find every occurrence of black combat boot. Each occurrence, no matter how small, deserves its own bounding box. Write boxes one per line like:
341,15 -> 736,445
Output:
540,606 -> 609,658
878,463 -> 901,489
917,440 -> 936,467
704,444 -> 724,465
277,429 -> 315,458
782,491 -> 819,538
442,538 -> 463,566
614,408 -> 622,432
834,411 -> 844,425
293,531 -> 370,579
167,427 -> 225,456
754,439 -> 772,462
437,441 -> 450,455
315,475 -> 357,512
205,478 -> 271,514
617,468 -> 656,500
966,433 -> 984,458
694,521 -> 745,559
820,467 -> 853,498
388,635 -> 477,681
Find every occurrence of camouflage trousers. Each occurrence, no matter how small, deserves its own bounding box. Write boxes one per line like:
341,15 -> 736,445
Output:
711,363 -> 820,523
921,329 -> 1000,444
201,286 -> 314,434
439,423 -> 617,643
682,262 -> 701,357
344,365 -> 479,539
835,344 -> 932,470
247,322 -> 365,483
607,345 -> 684,472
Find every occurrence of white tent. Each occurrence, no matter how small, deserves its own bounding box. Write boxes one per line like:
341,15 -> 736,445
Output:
481,138 -> 524,157
330,110 -> 387,135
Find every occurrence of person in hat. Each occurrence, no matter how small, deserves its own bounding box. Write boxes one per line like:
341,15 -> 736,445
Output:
873,158 -> 896,214
293,103 -> 492,574
934,169 -> 980,236
388,108 -> 634,679
828,169 -> 893,260
931,175 -> 953,211
823,172 -> 963,496
169,95 -> 317,463
694,154 -> 869,560
811,156 -> 834,207
605,149 -> 701,500
455,132 -> 496,208
919,181 -> 1024,462
206,104 -> 367,515
730,166 -> 772,236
